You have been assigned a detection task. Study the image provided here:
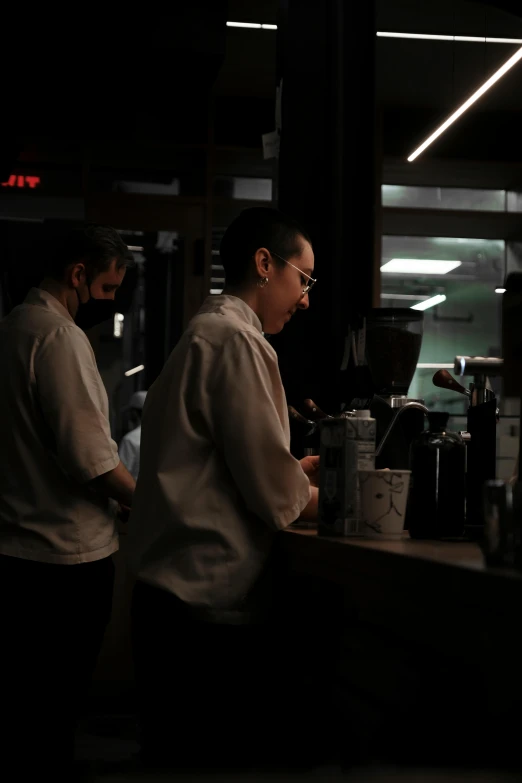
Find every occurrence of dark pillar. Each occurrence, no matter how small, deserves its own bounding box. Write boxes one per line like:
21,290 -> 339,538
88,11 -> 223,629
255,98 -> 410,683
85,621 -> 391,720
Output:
273,0 -> 380,413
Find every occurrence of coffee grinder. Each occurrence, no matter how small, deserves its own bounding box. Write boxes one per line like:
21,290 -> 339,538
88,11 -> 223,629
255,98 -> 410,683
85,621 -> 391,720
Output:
362,309 -> 428,469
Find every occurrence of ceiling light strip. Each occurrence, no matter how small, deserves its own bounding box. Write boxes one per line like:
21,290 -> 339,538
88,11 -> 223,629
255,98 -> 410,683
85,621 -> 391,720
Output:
226,24 -> 522,43
377,32 -> 522,44
226,22 -> 277,30
227,21 -> 262,29
407,46 -> 522,162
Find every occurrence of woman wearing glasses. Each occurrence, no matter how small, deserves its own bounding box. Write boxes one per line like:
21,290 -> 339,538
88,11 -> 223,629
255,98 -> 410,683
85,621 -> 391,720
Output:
127,207 -> 318,770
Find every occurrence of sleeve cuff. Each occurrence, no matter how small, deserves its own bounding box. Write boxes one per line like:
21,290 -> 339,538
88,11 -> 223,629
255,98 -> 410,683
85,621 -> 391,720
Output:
272,484 -> 312,531
76,453 -> 121,484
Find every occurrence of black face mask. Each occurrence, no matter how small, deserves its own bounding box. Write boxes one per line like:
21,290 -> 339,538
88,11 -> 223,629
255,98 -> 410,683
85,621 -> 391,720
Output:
75,285 -> 117,331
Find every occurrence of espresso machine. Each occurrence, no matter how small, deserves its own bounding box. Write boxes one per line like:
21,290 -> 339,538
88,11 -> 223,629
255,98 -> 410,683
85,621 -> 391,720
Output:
433,358 -> 502,539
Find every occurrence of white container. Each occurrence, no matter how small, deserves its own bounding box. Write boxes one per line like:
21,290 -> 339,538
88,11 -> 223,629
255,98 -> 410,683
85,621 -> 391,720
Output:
349,410 -> 376,471
348,410 -> 376,530
318,418 -> 358,536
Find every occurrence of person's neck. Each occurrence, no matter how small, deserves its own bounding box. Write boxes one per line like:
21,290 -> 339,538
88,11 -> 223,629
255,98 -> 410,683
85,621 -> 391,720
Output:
38,278 -> 75,318
222,286 -> 263,327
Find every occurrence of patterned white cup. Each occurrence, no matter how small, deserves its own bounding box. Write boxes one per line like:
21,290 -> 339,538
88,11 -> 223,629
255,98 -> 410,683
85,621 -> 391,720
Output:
359,469 -> 411,540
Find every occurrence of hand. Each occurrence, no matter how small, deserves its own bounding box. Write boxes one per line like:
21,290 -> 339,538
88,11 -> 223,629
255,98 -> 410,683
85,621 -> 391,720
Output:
299,455 -> 320,487
117,503 -> 131,524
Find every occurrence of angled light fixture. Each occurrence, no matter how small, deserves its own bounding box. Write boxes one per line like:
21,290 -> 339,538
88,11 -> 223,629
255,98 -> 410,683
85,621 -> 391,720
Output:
381,259 -> 462,275
408,46 -> 522,162
411,294 -> 447,311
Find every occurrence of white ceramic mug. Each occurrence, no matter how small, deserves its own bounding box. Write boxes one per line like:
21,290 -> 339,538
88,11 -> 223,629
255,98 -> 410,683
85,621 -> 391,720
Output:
359,469 -> 411,540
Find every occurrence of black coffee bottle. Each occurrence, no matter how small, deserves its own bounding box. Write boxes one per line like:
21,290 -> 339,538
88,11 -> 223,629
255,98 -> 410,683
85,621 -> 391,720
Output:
407,411 -> 466,539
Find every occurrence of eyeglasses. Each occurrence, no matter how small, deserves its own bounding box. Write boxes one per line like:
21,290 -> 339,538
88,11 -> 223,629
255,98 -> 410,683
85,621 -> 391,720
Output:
268,250 -> 317,297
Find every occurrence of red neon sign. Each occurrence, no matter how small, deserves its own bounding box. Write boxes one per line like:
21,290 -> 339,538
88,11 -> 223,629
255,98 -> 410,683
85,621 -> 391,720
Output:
1,175 -> 41,189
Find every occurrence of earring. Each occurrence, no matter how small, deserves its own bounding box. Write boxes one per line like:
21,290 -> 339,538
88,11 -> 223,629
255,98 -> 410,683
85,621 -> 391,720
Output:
257,277 -> 268,288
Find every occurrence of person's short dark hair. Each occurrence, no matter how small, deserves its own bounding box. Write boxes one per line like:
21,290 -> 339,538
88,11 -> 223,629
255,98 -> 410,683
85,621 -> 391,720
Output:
43,223 -> 130,281
219,207 -> 312,287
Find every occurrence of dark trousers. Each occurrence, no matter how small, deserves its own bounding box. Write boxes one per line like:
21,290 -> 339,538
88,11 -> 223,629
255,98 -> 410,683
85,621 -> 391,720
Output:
0,553 -> 115,778
131,580 -> 292,771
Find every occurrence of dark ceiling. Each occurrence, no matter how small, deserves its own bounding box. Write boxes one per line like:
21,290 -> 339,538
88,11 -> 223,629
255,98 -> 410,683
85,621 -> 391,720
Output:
219,0 -> 522,169
221,0 -> 522,104
1,0 -> 522,179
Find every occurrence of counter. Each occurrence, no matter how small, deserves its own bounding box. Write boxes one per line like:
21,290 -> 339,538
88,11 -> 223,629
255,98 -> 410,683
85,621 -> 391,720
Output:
276,525 -> 522,770
280,526 -> 522,658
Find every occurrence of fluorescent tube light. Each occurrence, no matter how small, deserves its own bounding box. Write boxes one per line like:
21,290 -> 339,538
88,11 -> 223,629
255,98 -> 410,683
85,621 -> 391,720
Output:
495,287 -> 507,293
227,21 -> 262,29
408,46 -> 522,161
411,294 -> 446,310
381,259 -> 462,275
378,32 -> 453,41
226,22 -> 277,30
377,32 -> 522,44
124,364 -> 145,377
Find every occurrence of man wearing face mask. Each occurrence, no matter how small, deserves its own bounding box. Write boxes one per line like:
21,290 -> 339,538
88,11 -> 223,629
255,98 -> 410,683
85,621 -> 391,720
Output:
0,223 -> 136,778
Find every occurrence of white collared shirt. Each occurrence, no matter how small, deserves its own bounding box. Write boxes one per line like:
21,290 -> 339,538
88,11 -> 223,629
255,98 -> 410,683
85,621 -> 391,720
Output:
0,288 -> 120,564
126,295 -> 310,619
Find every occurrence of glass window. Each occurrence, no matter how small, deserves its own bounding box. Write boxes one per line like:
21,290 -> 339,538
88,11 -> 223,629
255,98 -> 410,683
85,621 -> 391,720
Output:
382,184 -> 506,212
89,153 -> 206,197
380,236 -> 505,414
211,228 -> 226,294
507,192 -> 522,213
214,176 -> 272,201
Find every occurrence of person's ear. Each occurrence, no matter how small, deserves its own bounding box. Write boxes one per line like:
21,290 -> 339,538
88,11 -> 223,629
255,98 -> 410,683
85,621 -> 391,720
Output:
253,248 -> 271,280
68,262 -> 86,290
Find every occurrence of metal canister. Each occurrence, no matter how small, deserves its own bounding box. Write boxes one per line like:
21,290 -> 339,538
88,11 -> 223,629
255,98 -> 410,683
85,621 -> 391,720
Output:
482,481 -> 514,567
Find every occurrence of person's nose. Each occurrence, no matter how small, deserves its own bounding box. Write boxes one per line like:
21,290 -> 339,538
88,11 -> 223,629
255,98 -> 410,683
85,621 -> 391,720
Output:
298,293 -> 310,310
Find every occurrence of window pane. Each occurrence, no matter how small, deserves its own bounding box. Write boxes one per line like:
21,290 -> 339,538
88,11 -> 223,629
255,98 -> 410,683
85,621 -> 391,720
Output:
380,236 -> 505,413
214,176 -> 272,201
382,184 -> 505,212
507,192 -> 522,212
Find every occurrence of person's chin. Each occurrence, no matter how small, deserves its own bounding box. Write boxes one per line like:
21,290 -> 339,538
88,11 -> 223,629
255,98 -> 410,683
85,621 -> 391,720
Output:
264,322 -> 285,335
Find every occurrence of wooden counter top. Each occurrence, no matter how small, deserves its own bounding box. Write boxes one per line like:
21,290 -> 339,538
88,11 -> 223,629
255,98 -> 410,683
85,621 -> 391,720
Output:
282,524 -> 522,579
278,525 -> 522,658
